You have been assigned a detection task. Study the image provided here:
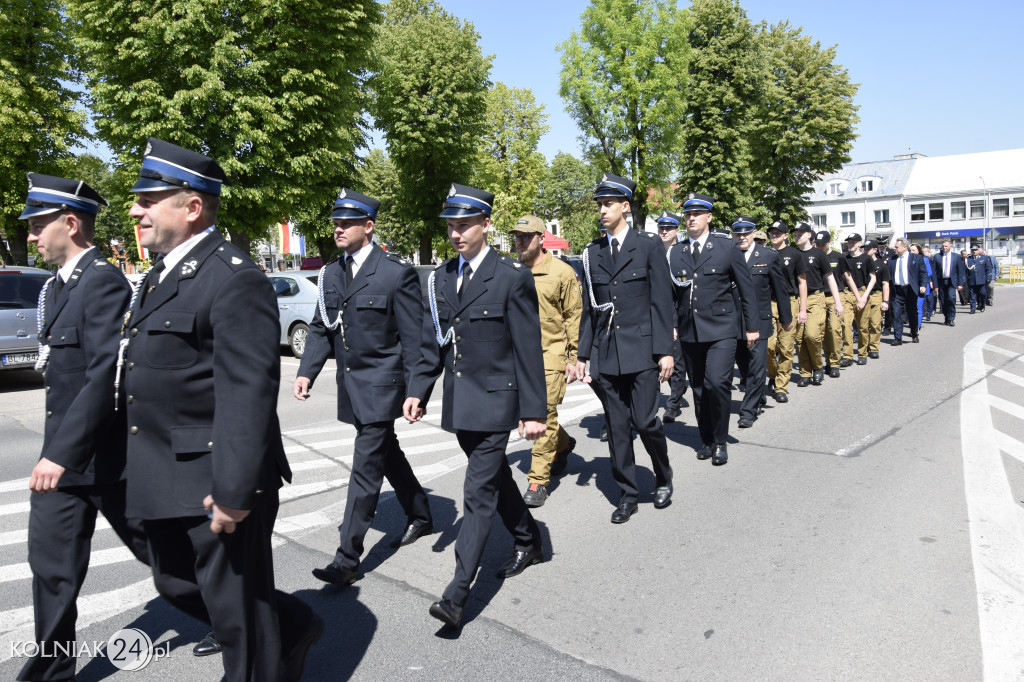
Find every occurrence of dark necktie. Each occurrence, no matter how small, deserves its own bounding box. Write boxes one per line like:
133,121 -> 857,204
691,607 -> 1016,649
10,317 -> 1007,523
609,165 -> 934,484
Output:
53,276 -> 65,298
138,259 -> 166,308
458,263 -> 472,300
692,240 -> 701,262
610,237 -> 619,265
345,255 -> 355,287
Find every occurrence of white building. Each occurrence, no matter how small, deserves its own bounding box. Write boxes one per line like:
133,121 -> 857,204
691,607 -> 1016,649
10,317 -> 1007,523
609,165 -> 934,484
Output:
807,149 -> 1024,262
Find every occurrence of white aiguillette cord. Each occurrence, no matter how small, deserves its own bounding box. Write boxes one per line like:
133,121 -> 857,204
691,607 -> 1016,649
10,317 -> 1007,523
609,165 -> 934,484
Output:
427,269 -> 457,369
33,276 -> 56,373
582,246 -> 615,332
114,265 -> 155,411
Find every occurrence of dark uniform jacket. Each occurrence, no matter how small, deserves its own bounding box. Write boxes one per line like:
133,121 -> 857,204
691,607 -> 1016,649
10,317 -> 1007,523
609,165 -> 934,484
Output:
966,254 -> 991,285
732,244 -> 791,340
931,251 -> 967,287
122,233 -> 291,519
39,247 -> 130,487
577,229 -> 674,375
410,249 -> 546,433
886,253 -> 928,291
669,234 -> 759,343
298,245 -> 422,424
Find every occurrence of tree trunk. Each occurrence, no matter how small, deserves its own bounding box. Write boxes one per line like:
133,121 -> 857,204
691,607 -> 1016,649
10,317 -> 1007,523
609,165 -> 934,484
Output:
419,231 -> 432,265
2,224 -> 29,265
227,228 -> 251,261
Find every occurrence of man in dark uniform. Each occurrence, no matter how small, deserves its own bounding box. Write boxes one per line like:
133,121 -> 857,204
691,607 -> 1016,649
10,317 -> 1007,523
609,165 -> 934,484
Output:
729,217 -> 791,429
17,174 -> 150,682
981,248 -> 997,307
816,231 -> 854,377
966,244 -> 990,313
656,211 -> 688,422
876,235 -> 894,333
793,222 -> 844,387
958,249 -> 970,305
405,183 -> 546,629
575,174 -> 674,522
668,194 -> 758,465
766,221 -> 806,403
122,138 -> 320,681
886,237 -> 927,345
295,189 -> 433,587
932,240 -> 966,326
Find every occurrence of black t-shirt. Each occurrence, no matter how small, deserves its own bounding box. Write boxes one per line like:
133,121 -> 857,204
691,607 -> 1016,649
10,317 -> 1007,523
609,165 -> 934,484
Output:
844,252 -> 877,289
776,245 -> 806,297
800,247 -> 832,293
872,256 -> 891,293
824,249 -> 850,292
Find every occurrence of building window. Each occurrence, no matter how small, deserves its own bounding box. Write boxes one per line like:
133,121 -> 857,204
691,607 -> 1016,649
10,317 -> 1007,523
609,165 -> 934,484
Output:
971,200 -> 985,219
860,179 -> 874,192
993,198 -> 1009,218
1014,198 -> 1024,216
910,204 -> 925,222
951,201 -> 966,220
841,211 -> 855,226
828,181 -> 843,196
929,203 -> 943,221
811,214 -> 827,227
874,209 -> 889,224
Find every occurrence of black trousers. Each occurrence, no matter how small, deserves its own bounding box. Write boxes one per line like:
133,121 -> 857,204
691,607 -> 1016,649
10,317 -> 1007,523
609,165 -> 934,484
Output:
891,285 -> 920,340
939,279 -> 959,322
970,283 -> 987,311
335,419 -> 432,569
682,338 -> 736,446
735,337 -> 768,422
143,489 -> 313,682
590,368 -> 672,504
666,336 -> 688,410
19,481 -> 148,681
443,430 -> 540,606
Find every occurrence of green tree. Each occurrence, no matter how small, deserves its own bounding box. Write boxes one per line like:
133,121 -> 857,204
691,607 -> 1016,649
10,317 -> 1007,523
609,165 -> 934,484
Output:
63,154 -> 135,260
474,83 -> 549,232
752,21 -> 859,224
369,0 -> 492,264
676,0 -> 765,223
0,0 -> 89,265
558,0 -> 689,226
358,148 -> 420,257
536,152 -> 598,253
68,0 -> 380,254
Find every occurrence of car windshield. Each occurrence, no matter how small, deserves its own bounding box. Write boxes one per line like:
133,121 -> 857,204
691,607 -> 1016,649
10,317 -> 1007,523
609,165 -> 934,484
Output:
0,272 -> 50,310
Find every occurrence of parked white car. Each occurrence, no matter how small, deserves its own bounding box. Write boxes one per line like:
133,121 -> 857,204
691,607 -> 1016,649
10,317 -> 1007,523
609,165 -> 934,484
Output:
0,266 -> 51,370
267,272 -> 319,358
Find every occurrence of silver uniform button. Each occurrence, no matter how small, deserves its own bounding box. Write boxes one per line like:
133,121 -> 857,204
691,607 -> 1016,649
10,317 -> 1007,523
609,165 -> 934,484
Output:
130,426 -> 139,435
207,441 -> 213,448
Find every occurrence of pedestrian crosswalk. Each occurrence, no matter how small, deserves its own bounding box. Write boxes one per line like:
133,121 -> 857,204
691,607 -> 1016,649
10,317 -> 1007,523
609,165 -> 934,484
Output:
0,378 -> 602,662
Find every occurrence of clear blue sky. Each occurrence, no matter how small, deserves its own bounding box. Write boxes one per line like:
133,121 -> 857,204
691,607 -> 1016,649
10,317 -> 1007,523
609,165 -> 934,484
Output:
437,0 -> 1024,165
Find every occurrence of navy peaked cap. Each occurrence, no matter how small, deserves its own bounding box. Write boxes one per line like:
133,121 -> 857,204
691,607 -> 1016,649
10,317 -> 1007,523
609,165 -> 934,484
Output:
331,188 -> 380,220
682,192 -> 714,212
19,173 -> 107,220
592,173 -> 635,200
131,138 -> 229,196
440,183 -> 494,218
730,216 -> 757,233
656,211 -> 681,227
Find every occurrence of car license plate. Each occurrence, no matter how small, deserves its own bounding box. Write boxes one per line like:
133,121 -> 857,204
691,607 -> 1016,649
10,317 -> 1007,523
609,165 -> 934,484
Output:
2,353 -> 38,367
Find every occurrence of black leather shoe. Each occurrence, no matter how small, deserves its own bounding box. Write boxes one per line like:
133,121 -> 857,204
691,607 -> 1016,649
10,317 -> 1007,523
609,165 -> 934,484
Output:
312,562 -> 357,586
892,339 -> 903,346
840,358 -> 852,367
912,336 -> 919,343
611,501 -> 638,524
696,444 -> 713,460
868,352 -> 879,359
282,613 -> 324,682
857,357 -> 867,365
522,483 -> 548,507
599,425 -> 608,442
193,631 -> 221,657
774,392 -> 788,403
550,437 -> 575,476
738,417 -> 754,429
828,368 -> 840,378
429,599 -> 463,627
797,377 -> 810,388
950,321 -> 955,327
811,370 -> 823,385
653,483 -> 673,509
390,522 -> 434,548
496,546 -> 543,578
711,443 -> 728,466
663,406 -> 682,423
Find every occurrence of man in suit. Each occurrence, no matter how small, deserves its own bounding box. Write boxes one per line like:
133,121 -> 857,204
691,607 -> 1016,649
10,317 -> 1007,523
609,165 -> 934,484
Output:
122,138 -> 320,681
933,239 -> 965,327
295,189 -> 433,587
17,173 -> 150,682
574,174 -> 674,523
730,217 -> 791,429
966,244 -> 990,313
405,183 -> 546,629
887,238 -> 928,345
656,211 -> 688,423
669,194 -> 759,465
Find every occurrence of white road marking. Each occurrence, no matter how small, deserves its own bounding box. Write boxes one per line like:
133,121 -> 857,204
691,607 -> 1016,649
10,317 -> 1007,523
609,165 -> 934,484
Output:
988,395 -> 1024,421
983,343 -> 1024,360
0,478 -> 29,493
0,518 -> 111,548
961,330 -> 1024,680
284,425 -> 442,455
0,501 -> 30,517
0,546 -> 136,584
992,369 -> 1024,389
834,433 -> 876,458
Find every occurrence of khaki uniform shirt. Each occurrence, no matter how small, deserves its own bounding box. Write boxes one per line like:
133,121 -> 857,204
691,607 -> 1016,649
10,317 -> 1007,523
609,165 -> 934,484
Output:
528,251 -> 582,371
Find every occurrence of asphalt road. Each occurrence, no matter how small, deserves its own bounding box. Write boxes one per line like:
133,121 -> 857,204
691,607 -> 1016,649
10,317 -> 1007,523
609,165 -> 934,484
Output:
2,287 -> 1023,680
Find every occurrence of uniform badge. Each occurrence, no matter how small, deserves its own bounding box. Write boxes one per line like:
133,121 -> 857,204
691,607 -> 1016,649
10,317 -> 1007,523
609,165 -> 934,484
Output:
784,257 -> 791,265
26,173 -> 34,188
180,258 -> 198,275
706,241 -> 713,250
513,262 -> 522,268
448,184 -> 457,197
144,141 -> 152,156
601,173 -> 608,182
231,256 -> 243,265
338,188 -> 347,200
688,192 -> 695,199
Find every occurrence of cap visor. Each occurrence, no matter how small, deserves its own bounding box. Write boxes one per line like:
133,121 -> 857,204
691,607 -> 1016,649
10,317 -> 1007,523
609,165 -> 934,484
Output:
131,177 -> 180,193
439,207 -> 485,219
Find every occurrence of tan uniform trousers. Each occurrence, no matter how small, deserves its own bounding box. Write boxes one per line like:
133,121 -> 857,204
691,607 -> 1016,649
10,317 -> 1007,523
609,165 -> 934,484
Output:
528,368 -> 570,486
768,296 -> 799,394
822,296 -> 842,368
867,290 -> 883,354
840,290 -> 857,361
852,288 -> 871,358
796,291 -> 826,378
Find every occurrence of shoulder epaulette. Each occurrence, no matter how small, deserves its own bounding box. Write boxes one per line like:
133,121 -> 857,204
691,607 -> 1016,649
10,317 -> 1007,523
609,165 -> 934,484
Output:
637,231 -> 657,240
384,252 -> 410,267
498,255 -> 525,270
